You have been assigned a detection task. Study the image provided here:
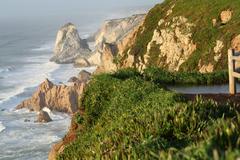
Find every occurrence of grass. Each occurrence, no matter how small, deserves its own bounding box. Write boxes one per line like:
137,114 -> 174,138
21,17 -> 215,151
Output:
58,68 -> 240,160
121,0 -> 240,72
143,67 -> 229,85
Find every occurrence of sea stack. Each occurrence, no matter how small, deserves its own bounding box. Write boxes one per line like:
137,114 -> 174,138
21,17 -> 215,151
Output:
16,78 -> 88,114
51,23 -> 91,63
74,14 -> 145,72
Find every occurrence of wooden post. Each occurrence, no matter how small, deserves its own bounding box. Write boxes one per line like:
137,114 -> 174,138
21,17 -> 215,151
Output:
228,49 -> 236,95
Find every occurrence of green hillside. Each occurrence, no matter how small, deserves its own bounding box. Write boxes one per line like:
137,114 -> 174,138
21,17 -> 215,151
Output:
56,1 -> 240,159
58,69 -> 240,160
120,0 -> 240,72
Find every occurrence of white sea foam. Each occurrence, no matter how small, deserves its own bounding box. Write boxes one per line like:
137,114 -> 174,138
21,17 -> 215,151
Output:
42,107 -> 69,121
13,108 -> 30,114
0,66 -> 15,74
31,41 -> 54,52
0,57 -> 60,105
0,121 -> 5,133
42,107 -> 55,119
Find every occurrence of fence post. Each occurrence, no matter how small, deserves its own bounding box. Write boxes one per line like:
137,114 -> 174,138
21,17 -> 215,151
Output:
228,49 -> 236,95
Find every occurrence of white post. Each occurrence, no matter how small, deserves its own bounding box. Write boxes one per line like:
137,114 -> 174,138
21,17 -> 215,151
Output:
228,49 -> 236,95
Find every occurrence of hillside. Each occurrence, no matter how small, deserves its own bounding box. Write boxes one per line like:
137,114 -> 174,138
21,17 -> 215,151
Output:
48,1 -> 240,159
56,69 -> 240,159
118,0 -> 240,73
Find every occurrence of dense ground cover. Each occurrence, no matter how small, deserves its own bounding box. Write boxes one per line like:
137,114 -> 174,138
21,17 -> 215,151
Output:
143,67 -> 228,85
58,69 -> 240,160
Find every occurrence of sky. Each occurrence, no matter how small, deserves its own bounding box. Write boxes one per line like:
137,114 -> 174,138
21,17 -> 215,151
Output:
0,0 -> 163,42
0,0 -> 161,20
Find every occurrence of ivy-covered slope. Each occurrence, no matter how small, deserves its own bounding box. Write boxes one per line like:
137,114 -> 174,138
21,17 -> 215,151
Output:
120,0 -> 240,72
57,69 -> 240,160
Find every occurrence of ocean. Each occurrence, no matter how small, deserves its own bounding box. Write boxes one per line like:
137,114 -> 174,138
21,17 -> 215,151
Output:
0,0 -> 160,159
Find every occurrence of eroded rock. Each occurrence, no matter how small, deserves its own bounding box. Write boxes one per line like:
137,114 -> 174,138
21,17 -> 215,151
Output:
231,34 -> 240,52
212,19 -> 217,27
78,70 -> 91,82
74,14 -> 145,71
51,23 -> 91,63
48,141 -> 65,160
145,16 -> 196,71
199,63 -> 214,73
36,110 -> 52,123
68,77 -> 80,83
220,10 -> 232,24
16,79 -> 86,114
95,43 -> 118,73
74,58 -> 90,67
94,14 -> 145,51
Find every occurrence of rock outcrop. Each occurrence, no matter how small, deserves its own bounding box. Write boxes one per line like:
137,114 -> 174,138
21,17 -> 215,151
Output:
231,34 -> 240,52
36,110 -> 52,123
143,16 -> 196,71
220,10 -> 232,24
74,14 -> 145,73
49,115 -> 80,160
74,58 -> 90,67
114,1 -> 240,73
94,14 -> 145,51
78,70 -> 91,83
68,77 -> 80,83
16,73 -> 90,114
51,23 -> 91,64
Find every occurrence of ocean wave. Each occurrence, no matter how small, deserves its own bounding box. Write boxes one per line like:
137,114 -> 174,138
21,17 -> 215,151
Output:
0,60 -> 60,105
42,107 -> 69,121
81,33 -> 91,39
0,66 -> 15,74
31,41 -> 54,52
0,121 -> 5,133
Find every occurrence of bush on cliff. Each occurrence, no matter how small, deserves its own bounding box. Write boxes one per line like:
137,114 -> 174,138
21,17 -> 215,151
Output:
143,67 -> 229,85
58,69 -> 240,160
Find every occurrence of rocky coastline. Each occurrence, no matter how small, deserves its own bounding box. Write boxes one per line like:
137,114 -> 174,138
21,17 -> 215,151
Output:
15,2 -> 240,158
14,13 -> 146,159
48,1 -> 240,159
16,13 -> 145,116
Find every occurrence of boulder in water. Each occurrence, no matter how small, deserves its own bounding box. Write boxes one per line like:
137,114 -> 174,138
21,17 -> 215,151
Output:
16,79 -> 86,114
36,110 -> 52,123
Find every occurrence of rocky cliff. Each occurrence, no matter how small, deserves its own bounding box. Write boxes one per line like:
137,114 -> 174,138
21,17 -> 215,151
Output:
51,23 -> 91,64
16,70 -> 91,114
59,1 -> 240,73
117,0 -> 240,73
74,14 -> 145,73
94,14 -> 145,51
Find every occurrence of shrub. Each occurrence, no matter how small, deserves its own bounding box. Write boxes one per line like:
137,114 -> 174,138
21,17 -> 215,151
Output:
143,67 -> 228,85
58,69 -> 239,160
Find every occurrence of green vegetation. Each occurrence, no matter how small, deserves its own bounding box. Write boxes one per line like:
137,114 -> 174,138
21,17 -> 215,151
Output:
122,0 -> 240,71
58,69 -> 240,160
143,67 -> 228,85
56,1 -> 240,158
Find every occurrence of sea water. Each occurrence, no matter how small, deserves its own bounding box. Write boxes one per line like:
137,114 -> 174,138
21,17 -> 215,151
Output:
0,0 -> 160,159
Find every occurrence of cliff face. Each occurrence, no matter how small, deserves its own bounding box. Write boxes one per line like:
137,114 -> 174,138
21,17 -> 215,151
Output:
51,23 -> 91,64
16,79 -> 85,113
118,0 -> 240,73
94,14 -> 145,51
16,70 -> 91,114
74,14 -> 145,73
